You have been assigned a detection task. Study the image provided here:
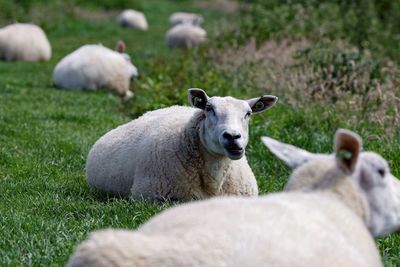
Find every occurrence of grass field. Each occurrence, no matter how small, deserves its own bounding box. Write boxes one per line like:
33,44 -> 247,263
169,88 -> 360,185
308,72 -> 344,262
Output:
0,0 -> 399,266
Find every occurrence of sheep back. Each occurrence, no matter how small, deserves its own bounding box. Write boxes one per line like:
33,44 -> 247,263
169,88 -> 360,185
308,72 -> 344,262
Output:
69,194 -> 381,267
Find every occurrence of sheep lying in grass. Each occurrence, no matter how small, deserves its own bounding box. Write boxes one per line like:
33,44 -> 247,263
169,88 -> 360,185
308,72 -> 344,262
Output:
53,41 -> 138,100
0,23 -> 51,61
86,88 -> 278,201
117,9 -> 148,31
165,24 -> 206,48
262,130 -> 400,237
169,12 -> 204,26
69,129 -> 400,267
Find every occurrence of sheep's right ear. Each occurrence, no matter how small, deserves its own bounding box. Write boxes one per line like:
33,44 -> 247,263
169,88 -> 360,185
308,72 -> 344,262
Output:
188,88 -> 209,109
334,129 -> 362,173
247,95 -> 278,114
116,40 -> 126,53
261,136 -> 316,168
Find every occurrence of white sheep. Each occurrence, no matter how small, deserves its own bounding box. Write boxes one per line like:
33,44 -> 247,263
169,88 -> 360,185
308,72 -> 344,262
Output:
0,23 -> 51,61
169,12 -> 204,26
86,88 -> 278,201
117,9 -> 148,31
68,129 -> 400,267
165,24 -> 206,48
53,41 -> 138,100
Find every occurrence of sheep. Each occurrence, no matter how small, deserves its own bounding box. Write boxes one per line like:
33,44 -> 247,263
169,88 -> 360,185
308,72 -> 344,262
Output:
117,9 -> 148,31
169,12 -> 204,26
53,41 -> 138,100
85,88 -> 278,202
165,24 -> 206,48
261,129 -> 400,237
68,129 -> 400,267
0,23 -> 51,62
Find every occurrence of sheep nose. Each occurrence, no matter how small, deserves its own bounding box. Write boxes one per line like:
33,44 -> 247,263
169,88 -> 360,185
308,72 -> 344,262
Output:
222,131 -> 241,141
131,73 -> 139,80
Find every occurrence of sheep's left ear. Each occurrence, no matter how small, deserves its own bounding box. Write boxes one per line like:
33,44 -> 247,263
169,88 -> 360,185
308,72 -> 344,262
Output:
247,95 -> 278,113
261,136 -> 316,168
116,40 -> 126,53
334,129 -> 362,173
188,88 -> 209,109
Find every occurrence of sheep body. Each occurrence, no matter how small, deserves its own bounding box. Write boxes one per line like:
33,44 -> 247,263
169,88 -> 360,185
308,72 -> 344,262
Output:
86,105 -> 257,201
69,129 -> 400,267
169,12 -> 204,26
165,24 -> 206,48
68,193 -> 380,267
53,44 -> 137,99
117,9 -> 148,30
0,23 -> 51,61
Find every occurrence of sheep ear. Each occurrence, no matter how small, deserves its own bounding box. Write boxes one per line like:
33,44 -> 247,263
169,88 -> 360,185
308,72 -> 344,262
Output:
334,129 -> 362,173
116,40 -> 126,53
188,88 -> 209,110
247,95 -> 278,114
261,136 -> 316,168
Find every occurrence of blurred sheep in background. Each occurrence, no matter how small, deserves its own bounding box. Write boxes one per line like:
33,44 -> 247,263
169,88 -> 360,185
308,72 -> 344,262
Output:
165,23 -> 207,49
53,41 -> 138,101
169,12 -> 204,26
117,9 -> 148,31
0,23 -> 51,62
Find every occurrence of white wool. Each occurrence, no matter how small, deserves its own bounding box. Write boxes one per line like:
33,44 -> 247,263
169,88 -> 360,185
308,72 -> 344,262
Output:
165,24 -> 206,48
262,129 -> 400,237
85,89 -> 278,202
0,23 -> 51,61
86,106 -> 257,201
67,194 -> 381,267
53,44 -> 138,98
68,129 -> 400,267
117,9 -> 148,30
169,12 -> 204,26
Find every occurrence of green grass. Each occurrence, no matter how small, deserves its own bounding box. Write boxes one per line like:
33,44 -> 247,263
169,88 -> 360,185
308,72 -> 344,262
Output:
0,0 -> 399,266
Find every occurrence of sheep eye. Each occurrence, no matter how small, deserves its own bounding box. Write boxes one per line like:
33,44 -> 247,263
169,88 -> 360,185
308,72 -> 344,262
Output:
377,169 -> 385,177
245,111 -> 252,118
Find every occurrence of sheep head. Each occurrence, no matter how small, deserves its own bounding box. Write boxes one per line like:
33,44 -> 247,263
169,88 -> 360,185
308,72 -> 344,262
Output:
189,88 -> 277,160
262,129 -> 400,237
114,40 -> 138,81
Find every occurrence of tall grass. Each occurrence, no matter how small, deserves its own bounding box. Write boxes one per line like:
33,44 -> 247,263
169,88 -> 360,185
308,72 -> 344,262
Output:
233,0 -> 400,63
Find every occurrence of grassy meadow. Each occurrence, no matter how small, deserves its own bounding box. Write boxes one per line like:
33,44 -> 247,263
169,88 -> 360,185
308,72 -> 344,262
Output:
0,0 -> 399,266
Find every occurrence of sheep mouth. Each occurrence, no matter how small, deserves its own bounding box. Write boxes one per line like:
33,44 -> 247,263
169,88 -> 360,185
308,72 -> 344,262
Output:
224,145 -> 244,159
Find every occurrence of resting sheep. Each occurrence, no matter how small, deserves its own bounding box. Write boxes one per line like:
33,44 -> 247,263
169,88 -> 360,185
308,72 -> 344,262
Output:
0,23 -> 51,61
117,9 -> 148,31
86,88 -> 278,201
53,41 -> 138,100
169,12 -> 204,26
165,24 -> 206,48
69,129 -> 400,267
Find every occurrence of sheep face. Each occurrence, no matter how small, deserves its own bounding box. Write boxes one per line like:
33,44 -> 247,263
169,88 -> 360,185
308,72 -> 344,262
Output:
115,41 -> 138,79
262,129 -> 400,237
358,152 -> 400,236
189,88 -> 277,160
